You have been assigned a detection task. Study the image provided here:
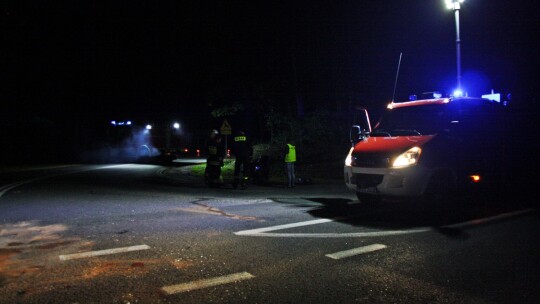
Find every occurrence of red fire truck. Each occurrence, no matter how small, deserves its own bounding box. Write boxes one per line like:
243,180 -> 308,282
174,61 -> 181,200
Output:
344,94 -> 516,205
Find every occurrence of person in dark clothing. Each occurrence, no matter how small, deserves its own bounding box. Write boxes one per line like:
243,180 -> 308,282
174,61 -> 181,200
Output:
205,129 -> 225,186
231,131 -> 252,189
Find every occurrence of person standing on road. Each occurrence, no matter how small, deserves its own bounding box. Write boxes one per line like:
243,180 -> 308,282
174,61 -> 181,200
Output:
231,130 -> 252,189
284,141 -> 296,188
205,129 -> 225,186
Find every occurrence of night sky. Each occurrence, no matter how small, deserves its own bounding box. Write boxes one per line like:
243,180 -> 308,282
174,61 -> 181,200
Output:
2,0 -> 539,162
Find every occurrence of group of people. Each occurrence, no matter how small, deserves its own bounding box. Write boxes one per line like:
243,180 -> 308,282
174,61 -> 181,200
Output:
204,129 -> 296,189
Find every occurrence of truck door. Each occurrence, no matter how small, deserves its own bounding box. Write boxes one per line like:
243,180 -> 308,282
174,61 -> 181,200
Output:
350,106 -> 372,145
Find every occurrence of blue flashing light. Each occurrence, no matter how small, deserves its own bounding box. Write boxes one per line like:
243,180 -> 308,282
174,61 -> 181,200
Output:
111,120 -> 133,126
146,124 -> 152,130
453,89 -> 463,97
409,95 -> 417,101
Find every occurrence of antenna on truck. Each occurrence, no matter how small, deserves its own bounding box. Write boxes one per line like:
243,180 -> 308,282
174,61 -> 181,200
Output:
391,52 -> 403,102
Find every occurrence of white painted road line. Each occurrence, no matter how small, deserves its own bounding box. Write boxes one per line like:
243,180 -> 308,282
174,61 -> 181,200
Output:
234,229 -> 430,238
235,218 -> 429,238
326,244 -> 388,260
234,208 -> 536,238
0,179 -> 43,198
0,164 -> 128,198
234,219 -> 334,235
446,208 -> 536,229
59,244 -> 151,261
161,272 -> 255,294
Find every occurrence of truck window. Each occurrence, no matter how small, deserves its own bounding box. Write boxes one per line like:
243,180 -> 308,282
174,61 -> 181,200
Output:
446,99 -> 507,138
371,105 -> 447,137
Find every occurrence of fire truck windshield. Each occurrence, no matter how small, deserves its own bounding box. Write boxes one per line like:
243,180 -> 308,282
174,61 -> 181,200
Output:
371,104 -> 447,137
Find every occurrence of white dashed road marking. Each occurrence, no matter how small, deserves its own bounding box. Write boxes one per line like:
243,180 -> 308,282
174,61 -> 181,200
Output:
161,272 -> 255,294
59,244 -> 151,261
326,244 -> 388,260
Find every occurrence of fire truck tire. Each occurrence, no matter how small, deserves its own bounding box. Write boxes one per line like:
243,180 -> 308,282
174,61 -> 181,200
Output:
356,192 -> 381,206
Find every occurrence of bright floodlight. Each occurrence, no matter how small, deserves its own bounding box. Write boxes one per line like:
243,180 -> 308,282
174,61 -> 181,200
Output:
453,89 -> 463,97
446,0 -> 464,10
173,122 -> 180,129
146,124 -> 152,130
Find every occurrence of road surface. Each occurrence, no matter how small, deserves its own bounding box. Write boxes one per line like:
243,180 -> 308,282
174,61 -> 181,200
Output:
0,163 -> 538,303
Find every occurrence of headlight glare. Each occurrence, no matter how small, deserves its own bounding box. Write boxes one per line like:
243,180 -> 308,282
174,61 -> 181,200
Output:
392,147 -> 421,168
345,147 -> 354,166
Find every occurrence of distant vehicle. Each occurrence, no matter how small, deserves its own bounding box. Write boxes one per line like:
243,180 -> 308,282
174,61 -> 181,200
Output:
99,120 -> 184,163
344,95 -> 516,205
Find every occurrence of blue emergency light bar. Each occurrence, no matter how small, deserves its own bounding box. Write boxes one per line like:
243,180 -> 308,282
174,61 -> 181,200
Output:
110,120 -> 132,126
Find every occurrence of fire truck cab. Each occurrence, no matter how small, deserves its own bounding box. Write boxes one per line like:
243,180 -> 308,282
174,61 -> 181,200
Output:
344,96 -> 513,204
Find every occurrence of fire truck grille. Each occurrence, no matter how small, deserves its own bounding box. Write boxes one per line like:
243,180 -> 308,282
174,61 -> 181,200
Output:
354,173 -> 384,189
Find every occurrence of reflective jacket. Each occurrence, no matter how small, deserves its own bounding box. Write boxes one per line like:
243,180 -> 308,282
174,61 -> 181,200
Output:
232,135 -> 251,158
285,144 -> 296,163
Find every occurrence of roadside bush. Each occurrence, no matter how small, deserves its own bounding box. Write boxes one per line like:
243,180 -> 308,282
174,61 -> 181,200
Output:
258,108 -> 350,183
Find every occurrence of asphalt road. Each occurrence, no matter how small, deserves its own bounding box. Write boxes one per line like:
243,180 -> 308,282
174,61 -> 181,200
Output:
0,162 -> 539,303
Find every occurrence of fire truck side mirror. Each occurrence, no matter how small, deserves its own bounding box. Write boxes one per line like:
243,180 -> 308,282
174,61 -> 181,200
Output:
350,125 -> 367,145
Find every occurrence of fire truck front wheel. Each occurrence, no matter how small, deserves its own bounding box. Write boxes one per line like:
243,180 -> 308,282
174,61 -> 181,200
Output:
422,170 -> 457,210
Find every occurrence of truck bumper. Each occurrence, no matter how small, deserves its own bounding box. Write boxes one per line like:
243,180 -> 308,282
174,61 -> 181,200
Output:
344,165 -> 432,198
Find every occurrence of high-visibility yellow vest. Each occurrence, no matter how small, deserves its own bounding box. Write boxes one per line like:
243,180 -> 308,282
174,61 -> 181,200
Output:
285,144 -> 296,162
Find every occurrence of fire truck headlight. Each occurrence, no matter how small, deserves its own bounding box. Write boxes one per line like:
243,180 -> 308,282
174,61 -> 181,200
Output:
345,147 -> 354,167
392,147 -> 421,168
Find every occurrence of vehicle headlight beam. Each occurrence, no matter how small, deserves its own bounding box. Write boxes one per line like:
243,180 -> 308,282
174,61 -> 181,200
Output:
392,147 -> 422,168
